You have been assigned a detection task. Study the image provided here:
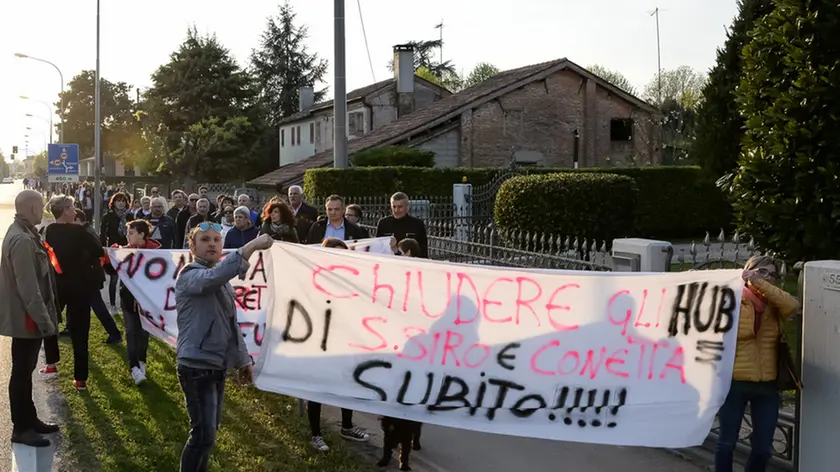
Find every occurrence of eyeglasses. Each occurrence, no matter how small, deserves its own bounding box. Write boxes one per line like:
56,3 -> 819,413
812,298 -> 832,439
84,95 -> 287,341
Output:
224,211 -> 233,215
189,198 -> 198,202
757,267 -> 779,279
197,222 -> 223,232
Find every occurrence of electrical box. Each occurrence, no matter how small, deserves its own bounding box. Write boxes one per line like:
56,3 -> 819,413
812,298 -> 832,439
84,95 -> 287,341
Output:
611,238 -> 674,272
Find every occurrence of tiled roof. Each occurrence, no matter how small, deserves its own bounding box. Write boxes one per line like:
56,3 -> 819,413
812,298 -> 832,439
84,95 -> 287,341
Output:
277,78 -> 396,126
249,58 -> 656,188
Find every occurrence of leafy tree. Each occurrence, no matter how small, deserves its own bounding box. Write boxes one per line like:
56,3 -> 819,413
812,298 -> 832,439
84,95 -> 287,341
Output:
587,64 -> 637,95
55,71 -> 137,159
143,27 -> 267,184
693,0 -> 774,178
463,62 -> 500,89
250,1 -> 328,126
32,151 -> 47,177
0,151 -> 9,179
660,98 -> 696,165
729,0 -> 840,261
643,66 -> 706,109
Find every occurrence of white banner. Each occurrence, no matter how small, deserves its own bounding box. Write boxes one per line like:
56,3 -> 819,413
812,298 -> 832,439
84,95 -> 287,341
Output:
255,243 -> 743,448
106,237 -> 393,357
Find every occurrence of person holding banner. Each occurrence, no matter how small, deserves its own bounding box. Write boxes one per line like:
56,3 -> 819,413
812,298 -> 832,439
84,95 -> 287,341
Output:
715,256 -> 800,472
175,224 -> 273,471
375,192 -> 428,258
303,237 -> 371,452
109,220 -> 160,385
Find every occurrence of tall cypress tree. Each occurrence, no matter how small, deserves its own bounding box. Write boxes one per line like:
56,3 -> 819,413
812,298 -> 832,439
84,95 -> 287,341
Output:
693,0 -> 774,178
731,0 -> 840,261
250,1 -> 328,127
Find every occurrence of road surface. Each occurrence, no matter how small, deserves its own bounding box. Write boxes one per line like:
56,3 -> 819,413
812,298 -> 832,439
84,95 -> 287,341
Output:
0,181 -> 64,471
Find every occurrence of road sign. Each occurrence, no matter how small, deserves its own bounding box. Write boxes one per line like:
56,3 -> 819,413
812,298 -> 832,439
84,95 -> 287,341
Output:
48,174 -> 80,183
47,143 -> 80,177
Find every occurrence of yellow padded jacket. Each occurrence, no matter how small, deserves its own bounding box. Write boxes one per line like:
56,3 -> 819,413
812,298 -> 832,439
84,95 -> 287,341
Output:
733,279 -> 800,382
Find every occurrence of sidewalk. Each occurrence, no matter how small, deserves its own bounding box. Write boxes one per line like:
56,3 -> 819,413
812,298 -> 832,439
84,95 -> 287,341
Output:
321,406 -> 707,472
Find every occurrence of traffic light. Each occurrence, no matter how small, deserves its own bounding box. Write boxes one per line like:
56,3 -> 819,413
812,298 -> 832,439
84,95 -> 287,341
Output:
12,145 -> 18,154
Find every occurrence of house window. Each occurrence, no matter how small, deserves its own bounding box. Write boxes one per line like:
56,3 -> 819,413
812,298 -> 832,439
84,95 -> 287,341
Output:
610,118 -> 634,141
310,123 -> 315,143
291,127 -> 296,146
281,129 -> 285,147
315,122 -> 321,143
349,111 -> 365,136
296,126 -> 301,145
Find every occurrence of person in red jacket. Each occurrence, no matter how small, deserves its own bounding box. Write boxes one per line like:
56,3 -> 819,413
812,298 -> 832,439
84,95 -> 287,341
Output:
107,220 -> 160,385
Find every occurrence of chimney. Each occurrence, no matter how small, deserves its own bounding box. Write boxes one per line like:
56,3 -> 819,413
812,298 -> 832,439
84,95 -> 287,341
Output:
298,86 -> 314,111
393,44 -> 415,117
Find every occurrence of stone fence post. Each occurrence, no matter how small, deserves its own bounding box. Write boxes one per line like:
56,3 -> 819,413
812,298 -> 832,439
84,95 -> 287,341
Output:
799,261 -> 840,471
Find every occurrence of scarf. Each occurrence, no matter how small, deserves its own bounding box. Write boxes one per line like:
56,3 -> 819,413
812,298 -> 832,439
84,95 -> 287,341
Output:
742,285 -> 767,333
115,209 -> 128,237
270,222 -> 288,235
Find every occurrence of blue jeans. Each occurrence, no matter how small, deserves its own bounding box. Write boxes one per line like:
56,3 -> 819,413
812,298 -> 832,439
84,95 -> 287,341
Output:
715,381 -> 780,472
108,274 -> 119,307
178,366 -> 226,472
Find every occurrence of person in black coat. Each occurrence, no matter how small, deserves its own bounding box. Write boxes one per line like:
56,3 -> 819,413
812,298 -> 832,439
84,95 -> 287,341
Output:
307,195 -> 367,244
344,203 -> 370,239
287,185 -> 318,243
375,192 -> 428,258
99,192 -> 131,312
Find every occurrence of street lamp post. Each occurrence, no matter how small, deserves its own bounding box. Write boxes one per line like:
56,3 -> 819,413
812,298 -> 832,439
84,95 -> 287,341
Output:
93,0 -> 102,229
19,96 -> 53,143
15,52 -> 64,143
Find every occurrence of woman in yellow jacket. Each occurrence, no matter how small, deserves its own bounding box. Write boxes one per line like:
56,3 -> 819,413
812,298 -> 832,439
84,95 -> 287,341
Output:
715,255 -> 800,472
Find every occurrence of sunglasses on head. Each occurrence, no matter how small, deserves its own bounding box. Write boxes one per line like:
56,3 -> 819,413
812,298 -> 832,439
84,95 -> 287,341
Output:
197,222 -> 223,232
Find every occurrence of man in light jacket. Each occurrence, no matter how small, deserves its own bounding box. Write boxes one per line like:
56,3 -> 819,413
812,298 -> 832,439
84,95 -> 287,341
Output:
175,222 -> 273,471
0,190 -> 60,447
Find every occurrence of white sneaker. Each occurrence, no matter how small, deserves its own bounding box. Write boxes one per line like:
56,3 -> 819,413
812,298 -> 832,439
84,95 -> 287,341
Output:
311,436 -> 329,451
109,305 -> 119,316
139,362 -> 146,376
130,366 -> 146,385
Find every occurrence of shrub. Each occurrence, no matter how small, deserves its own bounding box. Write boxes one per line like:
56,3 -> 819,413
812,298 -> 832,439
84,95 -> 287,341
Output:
304,165 -> 732,239
495,173 -> 638,244
304,167 -> 501,201
575,167 -> 732,239
351,146 -> 435,167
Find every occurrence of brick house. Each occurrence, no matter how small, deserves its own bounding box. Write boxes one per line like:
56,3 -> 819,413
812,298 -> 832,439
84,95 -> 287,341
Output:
277,45 -> 451,168
250,57 -> 660,190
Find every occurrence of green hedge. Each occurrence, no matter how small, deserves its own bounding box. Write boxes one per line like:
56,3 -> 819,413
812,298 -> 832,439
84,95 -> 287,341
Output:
495,173 -> 638,243
304,166 -> 732,238
351,146 -> 435,167
304,167 -> 502,199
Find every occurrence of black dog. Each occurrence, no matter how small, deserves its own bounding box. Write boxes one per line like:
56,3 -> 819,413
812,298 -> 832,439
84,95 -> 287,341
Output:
377,416 -> 423,471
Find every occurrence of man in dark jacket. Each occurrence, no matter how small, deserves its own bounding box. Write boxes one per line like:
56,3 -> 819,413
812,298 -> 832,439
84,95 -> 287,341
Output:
307,195 -> 367,244
175,193 -> 199,249
184,198 -> 212,248
287,185 -> 318,243
375,192 -> 428,258
148,197 -> 176,249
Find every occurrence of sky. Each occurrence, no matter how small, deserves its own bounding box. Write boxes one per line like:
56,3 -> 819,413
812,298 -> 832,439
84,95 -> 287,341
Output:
0,0 -> 738,162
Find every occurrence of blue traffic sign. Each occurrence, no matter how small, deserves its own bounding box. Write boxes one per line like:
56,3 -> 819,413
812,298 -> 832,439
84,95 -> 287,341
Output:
47,144 -> 80,175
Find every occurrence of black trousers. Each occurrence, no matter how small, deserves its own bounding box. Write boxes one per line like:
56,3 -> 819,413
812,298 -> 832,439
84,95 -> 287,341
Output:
59,287 -> 93,382
307,402 -> 353,436
9,337 -> 43,433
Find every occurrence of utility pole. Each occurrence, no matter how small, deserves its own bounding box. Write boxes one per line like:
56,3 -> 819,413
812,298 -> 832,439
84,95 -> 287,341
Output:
333,0 -> 348,169
651,7 -> 662,105
93,0 -> 102,229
